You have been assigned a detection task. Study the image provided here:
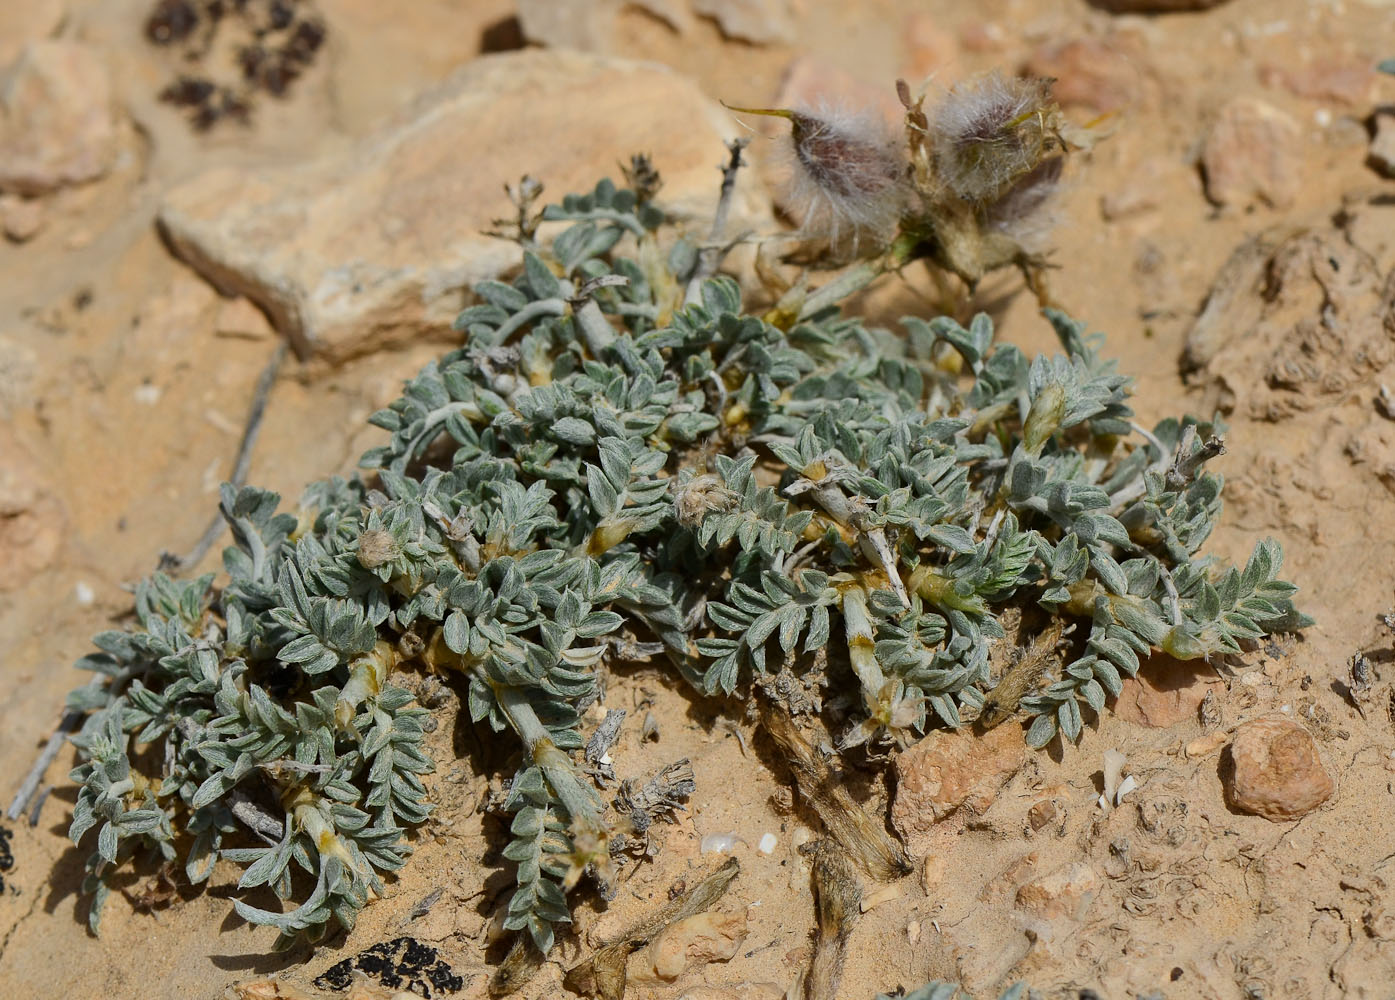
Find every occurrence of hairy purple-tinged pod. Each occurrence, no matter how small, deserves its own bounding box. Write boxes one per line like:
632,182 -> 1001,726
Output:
984,155 -> 1065,254
930,71 -> 1062,205
725,101 -> 909,252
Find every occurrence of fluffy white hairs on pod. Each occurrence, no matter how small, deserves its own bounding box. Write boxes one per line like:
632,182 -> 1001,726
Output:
930,71 -> 1058,205
730,100 -> 909,254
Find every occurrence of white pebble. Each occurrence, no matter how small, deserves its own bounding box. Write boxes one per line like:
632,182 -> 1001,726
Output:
700,832 -> 747,854
1115,774 -> 1138,804
758,833 -> 777,854
74,581 -> 95,606
133,383 -> 161,405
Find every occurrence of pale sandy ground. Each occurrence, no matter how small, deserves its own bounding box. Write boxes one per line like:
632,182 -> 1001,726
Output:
2,1 -> 1395,998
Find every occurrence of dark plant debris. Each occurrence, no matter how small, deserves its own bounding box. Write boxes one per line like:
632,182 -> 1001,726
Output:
314,936 -> 463,997
145,0 -> 327,131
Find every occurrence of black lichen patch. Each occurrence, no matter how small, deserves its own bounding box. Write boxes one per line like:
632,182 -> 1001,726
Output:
314,937 -> 463,998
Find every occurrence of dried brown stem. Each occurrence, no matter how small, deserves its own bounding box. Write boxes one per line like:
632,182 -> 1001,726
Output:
758,695 -> 912,881
562,856 -> 740,1000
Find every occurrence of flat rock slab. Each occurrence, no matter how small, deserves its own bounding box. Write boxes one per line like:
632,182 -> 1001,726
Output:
158,50 -> 766,362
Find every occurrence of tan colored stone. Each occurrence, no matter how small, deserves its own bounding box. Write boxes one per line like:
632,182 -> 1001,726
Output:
676,984 -> 786,1000
1027,798 -> 1057,831
920,854 -> 948,895
1023,37 -> 1145,113
693,0 -> 796,45
980,852 -> 1041,904
1201,97 -> 1302,209
158,50 -> 768,362
1260,58 -> 1376,106
0,334 -> 38,418
891,723 -> 1026,848
1223,715 -> 1333,821
631,909 -> 748,983
0,193 -> 43,242
1015,862 -> 1101,921
517,0 -> 621,51
1088,0 -> 1230,9
0,429 -> 63,587
0,41 -> 117,195
0,1 -> 65,69
518,0 -> 694,51
1185,731 -> 1230,759
316,0 -> 519,134
1111,653 -> 1225,728
1369,112 -> 1395,180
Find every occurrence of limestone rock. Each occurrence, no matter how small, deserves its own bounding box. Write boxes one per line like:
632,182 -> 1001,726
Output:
0,41 -> 117,195
1200,97 -> 1302,209
1088,0 -> 1230,10
891,723 -> 1026,848
158,50 -> 767,362
516,0 -> 621,51
676,985 -> 785,1000
0,1 -> 65,69
1026,798 -> 1057,831
1260,57 -> 1376,105
0,334 -> 38,418
1015,862 -> 1101,921
0,429 -> 63,587
631,909 -> 748,983
1111,653 -> 1224,728
1223,715 -> 1333,821
1022,37 -> 1145,113
0,193 -> 45,242
693,0 -> 795,45
1369,111 -> 1395,179
517,0 -> 692,50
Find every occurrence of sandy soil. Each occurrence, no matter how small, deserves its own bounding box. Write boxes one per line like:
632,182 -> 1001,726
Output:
3,1 -> 1395,998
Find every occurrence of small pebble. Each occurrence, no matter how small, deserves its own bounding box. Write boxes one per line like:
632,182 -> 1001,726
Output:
74,581 -> 94,605
1224,715 -> 1333,820
859,883 -> 903,913
758,833 -> 777,855
700,832 -> 747,855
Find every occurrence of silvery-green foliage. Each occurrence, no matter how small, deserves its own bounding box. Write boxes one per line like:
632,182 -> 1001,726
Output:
67,492 -> 435,948
65,169 -> 1307,953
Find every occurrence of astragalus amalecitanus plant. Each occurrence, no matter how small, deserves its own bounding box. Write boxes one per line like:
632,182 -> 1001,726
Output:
61,74 -> 1307,975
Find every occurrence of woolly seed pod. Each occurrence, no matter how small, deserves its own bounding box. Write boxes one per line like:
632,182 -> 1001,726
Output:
930,72 -> 1061,205
727,101 -> 908,253
984,155 -> 1065,254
